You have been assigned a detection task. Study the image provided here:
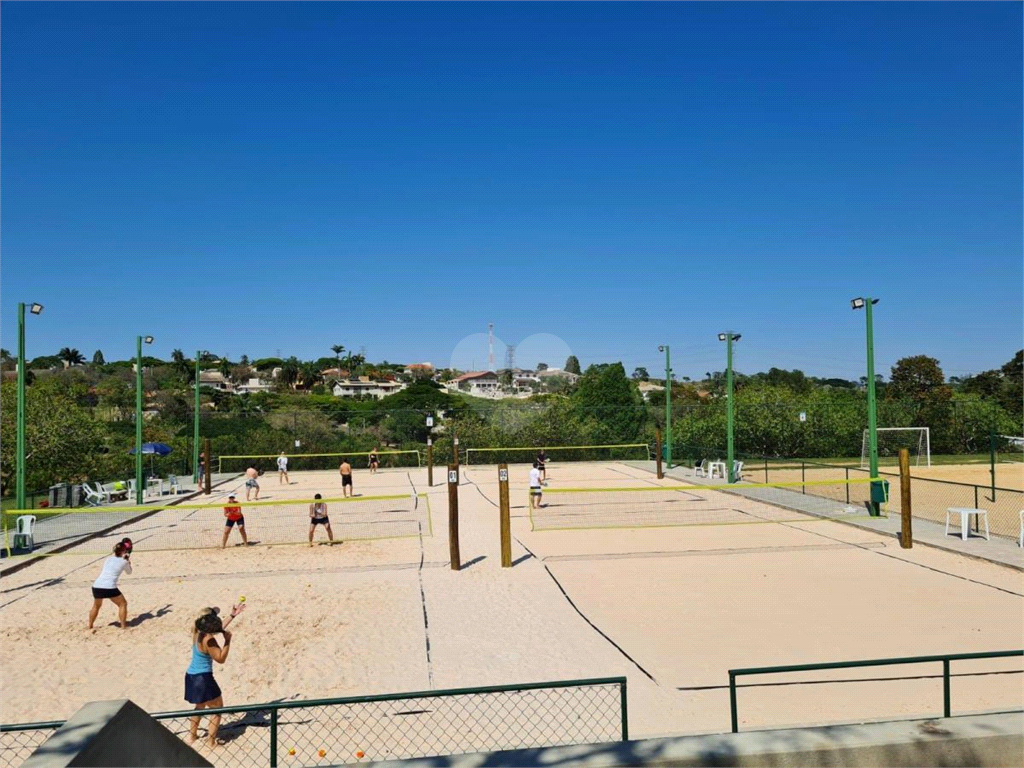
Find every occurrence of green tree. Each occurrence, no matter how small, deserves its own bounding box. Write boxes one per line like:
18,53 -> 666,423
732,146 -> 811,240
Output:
564,355 -> 581,375
92,350 -> 106,365
58,347 -> 86,368
632,367 -> 649,381
887,356 -> 951,404
0,380 -> 106,494
571,362 -> 645,443
0,349 -> 10,361
278,358 -> 300,390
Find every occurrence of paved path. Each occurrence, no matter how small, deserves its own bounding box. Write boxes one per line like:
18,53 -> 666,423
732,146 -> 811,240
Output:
624,461 -> 1024,571
1,475 -> 237,565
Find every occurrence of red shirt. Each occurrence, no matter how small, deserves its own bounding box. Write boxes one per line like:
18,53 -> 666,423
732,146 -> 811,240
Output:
224,505 -> 243,521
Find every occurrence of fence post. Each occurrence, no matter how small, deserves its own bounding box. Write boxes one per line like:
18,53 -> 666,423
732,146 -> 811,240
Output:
499,464 -> 511,568
619,679 -> 629,741
270,708 -> 278,767
845,467 -> 850,504
943,659 -> 951,718
899,448 -> 912,549
453,434 -> 459,467
448,464 -> 461,571
729,671 -> 739,733
655,429 -> 664,479
801,461 -> 806,495
204,438 -> 212,494
427,440 -> 433,487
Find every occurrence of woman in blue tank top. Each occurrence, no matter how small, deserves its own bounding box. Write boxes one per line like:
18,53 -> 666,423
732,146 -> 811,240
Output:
186,603 -> 244,747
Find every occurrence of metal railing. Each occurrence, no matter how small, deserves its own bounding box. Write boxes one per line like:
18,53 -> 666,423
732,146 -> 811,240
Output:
1,677 -> 627,768
729,650 -> 1024,733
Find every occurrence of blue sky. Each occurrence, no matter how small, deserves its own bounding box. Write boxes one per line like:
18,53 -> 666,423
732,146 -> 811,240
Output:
2,2 -> 1021,381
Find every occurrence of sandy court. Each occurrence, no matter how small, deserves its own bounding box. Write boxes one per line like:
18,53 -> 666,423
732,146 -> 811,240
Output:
1,460 -> 1022,763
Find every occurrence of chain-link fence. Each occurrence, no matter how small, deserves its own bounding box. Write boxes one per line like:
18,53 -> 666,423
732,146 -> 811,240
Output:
1,678 -> 627,768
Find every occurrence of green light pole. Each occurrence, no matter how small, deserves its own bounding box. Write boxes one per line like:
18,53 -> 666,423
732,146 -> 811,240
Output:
16,302 -> 44,509
658,345 -> 671,469
193,351 -> 201,486
718,332 -> 741,482
135,335 -> 154,504
852,297 -> 881,516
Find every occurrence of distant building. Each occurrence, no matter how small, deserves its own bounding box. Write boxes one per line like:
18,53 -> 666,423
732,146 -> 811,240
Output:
636,381 -> 665,401
196,370 -> 234,393
536,368 -> 580,385
235,377 -> 274,395
403,362 -> 434,377
320,367 -> 350,379
329,377 -> 406,400
446,371 -> 501,396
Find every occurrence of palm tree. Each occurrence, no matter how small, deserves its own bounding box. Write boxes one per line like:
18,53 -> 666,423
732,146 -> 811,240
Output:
58,347 -> 86,368
331,344 -> 345,373
279,357 -> 300,390
299,361 -> 323,390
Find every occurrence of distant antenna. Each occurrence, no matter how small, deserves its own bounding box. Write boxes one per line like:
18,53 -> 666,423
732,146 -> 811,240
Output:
488,323 -> 495,371
504,344 -> 516,372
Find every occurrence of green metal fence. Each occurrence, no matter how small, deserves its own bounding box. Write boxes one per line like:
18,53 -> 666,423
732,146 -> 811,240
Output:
0,677 -> 627,768
728,650 -> 1024,733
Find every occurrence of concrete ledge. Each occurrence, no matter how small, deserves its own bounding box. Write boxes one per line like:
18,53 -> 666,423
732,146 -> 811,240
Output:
345,712 -> 1024,768
23,699 -> 211,768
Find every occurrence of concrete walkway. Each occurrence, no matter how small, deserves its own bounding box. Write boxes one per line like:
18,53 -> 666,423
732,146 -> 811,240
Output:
1,475 -> 237,568
625,461 -> 1024,571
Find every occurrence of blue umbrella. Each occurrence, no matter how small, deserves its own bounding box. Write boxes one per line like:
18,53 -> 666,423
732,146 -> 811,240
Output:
129,443 -> 173,476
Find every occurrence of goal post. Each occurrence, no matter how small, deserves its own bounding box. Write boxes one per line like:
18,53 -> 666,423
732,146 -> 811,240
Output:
861,427 -> 930,469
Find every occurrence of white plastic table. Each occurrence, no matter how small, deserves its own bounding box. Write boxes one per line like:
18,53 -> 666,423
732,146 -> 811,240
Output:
146,478 -> 164,498
709,461 -> 727,480
945,507 -> 989,542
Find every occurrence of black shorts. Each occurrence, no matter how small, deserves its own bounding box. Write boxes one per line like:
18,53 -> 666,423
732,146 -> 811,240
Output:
310,517 -> 330,526
530,487 -> 542,496
184,672 -> 222,705
225,517 -> 245,528
342,475 -> 353,486
92,587 -> 122,600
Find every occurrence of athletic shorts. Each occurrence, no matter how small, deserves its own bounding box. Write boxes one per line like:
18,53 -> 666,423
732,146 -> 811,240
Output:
530,487 -> 542,496
311,517 -> 330,526
245,478 -> 259,488
184,672 -> 222,705
342,475 -> 353,486
225,517 -> 245,528
91,587 -> 122,599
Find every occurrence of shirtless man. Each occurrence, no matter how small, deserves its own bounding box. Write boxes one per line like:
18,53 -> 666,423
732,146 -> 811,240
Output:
338,458 -> 353,498
244,466 -> 260,501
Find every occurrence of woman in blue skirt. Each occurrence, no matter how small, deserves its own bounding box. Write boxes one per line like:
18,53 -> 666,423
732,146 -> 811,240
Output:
185,604 -> 243,747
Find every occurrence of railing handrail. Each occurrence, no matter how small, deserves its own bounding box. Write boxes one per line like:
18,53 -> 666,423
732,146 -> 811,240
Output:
730,649 -> 1023,677
728,649 -> 1023,733
0,675 -> 628,732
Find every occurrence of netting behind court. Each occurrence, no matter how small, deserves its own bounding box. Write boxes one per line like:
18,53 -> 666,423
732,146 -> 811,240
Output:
465,444 -> 650,465
218,450 -> 421,474
3,494 -> 432,558
529,478 -> 876,532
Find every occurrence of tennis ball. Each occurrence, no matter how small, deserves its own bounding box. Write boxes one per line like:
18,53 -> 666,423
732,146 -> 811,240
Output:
318,749 -> 326,758
288,748 -> 296,756
356,751 -> 365,759
239,596 -> 246,602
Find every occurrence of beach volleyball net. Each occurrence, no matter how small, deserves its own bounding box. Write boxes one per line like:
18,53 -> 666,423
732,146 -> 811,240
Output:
528,477 -> 877,532
218,450 -> 421,474
2,493 -> 432,558
464,443 -> 650,465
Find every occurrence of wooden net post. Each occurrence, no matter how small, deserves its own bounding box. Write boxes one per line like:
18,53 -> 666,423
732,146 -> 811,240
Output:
204,438 -> 212,495
448,464 -> 461,570
655,428 -> 664,479
498,464 -> 511,567
426,439 -> 433,487
899,448 -> 912,548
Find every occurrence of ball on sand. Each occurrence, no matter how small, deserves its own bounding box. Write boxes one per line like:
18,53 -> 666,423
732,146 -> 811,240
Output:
288,748 -> 296,756
318,749 -> 326,758
356,750 -> 365,759
239,596 -> 246,602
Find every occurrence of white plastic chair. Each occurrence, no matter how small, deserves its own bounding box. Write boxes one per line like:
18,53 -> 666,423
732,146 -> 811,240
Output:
733,461 -> 745,481
694,459 -> 709,478
168,475 -> 180,495
82,483 -> 109,507
12,515 -> 36,550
